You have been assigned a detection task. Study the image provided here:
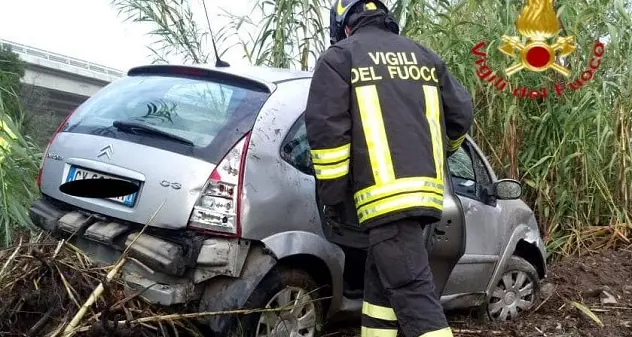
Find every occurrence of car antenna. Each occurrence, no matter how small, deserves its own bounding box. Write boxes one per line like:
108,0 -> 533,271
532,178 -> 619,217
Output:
202,0 -> 230,68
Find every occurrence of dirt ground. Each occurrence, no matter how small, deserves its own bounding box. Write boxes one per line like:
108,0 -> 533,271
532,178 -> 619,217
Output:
1,236 -> 631,336
328,247 -> 632,337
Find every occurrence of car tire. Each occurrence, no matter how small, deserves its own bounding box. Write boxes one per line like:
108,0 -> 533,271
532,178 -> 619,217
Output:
230,265 -> 324,337
478,255 -> 540,322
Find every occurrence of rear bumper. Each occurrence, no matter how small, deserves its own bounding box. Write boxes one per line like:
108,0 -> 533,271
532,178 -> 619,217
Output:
29,197 -> 251,306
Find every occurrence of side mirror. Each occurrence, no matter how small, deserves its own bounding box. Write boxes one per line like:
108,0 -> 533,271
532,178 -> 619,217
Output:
493,179 -> 522,200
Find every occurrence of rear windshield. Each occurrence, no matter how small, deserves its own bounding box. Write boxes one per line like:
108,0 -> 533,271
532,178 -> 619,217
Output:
63,74 -> 270,163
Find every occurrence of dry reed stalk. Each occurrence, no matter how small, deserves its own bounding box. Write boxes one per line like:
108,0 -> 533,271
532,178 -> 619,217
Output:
72,294 -> 332,332
0,236 -> 21,279
61,199 -> 167,337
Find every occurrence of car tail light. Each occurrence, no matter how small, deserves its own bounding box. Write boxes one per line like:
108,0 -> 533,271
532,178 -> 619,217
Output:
37,109 -> 76,187
187,133 -> 250,237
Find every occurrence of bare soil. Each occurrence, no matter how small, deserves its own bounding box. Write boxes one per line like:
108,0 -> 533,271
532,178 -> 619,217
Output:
2,236 -> 631,336
328,247 -> 632,337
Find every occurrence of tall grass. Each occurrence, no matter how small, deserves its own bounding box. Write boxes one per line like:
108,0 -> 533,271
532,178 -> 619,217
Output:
0,75 -> 42,247
115,0 -> 632,258
111,0 -> 224,64
219,0 -> 328,70
400,0 -> 632,257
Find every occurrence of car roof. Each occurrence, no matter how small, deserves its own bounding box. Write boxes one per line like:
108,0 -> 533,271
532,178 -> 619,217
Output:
127,63 -> 314,93
214,65 -> 314,83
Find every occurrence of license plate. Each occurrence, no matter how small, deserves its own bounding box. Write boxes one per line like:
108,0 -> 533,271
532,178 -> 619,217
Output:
64,166 -> 139,207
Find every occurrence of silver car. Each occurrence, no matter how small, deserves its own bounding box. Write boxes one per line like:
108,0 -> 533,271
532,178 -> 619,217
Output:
29,64 -> 547,337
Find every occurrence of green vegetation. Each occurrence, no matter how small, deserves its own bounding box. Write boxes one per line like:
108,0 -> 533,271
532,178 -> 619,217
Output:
0,45 -> 26,126
406,0 -> 632,258
0,48 -> 42,246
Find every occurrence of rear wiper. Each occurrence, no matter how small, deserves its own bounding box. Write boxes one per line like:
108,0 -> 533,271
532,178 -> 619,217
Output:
112,120 -> 194,146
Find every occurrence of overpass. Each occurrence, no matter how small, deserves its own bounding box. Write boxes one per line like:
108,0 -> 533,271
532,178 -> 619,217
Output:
0,39 -> 125,116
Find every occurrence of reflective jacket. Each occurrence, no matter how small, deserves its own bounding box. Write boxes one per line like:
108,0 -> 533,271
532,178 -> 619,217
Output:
305,10 -> 474,229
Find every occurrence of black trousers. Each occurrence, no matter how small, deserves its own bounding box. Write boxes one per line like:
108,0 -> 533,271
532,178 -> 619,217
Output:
361,218 -> 453,337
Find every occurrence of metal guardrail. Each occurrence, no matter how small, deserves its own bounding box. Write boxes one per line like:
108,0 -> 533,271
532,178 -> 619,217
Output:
0,39 -> 125,78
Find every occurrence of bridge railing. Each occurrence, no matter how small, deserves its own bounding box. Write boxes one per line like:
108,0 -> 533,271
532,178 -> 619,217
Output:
0,39 -> 125,78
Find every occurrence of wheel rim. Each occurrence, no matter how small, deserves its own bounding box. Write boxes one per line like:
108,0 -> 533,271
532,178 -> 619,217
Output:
488,270 -> 535,321
255,286 -> 317,337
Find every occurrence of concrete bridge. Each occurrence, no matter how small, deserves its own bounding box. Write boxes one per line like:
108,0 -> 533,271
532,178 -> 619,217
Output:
1,39 -> 124,116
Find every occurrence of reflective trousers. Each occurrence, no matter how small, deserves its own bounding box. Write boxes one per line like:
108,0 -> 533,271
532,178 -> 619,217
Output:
361,218 -> 453,337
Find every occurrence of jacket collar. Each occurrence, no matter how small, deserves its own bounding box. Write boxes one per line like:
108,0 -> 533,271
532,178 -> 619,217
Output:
348,10 -> 392,36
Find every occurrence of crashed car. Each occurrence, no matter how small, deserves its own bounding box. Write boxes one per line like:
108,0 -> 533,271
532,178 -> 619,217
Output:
29,64 -> 547,336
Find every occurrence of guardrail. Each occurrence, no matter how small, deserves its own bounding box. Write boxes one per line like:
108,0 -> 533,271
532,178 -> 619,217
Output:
0,39 -> 125,78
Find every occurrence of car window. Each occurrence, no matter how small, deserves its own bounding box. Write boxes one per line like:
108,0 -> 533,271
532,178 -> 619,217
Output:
448,147 -> 475,181
448,143 -> 477,199
280,114 -> 313,175
470,146 -> 493,190
448,139 -> 495,202
64,74 -> 270,164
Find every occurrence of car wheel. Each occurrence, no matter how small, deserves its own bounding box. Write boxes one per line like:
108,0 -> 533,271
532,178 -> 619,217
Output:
482,255 -> 540,322
231,265 -> 324,337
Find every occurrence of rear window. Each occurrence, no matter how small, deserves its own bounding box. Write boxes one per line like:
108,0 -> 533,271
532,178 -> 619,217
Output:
63,74 -> 270,163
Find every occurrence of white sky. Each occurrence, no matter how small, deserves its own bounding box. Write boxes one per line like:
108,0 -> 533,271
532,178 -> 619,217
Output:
0,0 -> 260,72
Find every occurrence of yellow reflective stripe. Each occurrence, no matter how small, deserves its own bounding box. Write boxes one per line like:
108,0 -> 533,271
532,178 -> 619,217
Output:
356,85 -> 395,185
423,85 -> 444,185
354,176 -> 443,207
314,159 -> 349,180
362,301 -> 397,321
357,192 -> 443,223
419,327 -> 454,337
310,143 -> 351,164
447,134 -> 465,152
350,85 -> 446,224
361,326 -> 398,337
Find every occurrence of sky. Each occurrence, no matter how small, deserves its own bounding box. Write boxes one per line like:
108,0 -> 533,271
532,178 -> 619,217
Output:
0,0 -> 259,72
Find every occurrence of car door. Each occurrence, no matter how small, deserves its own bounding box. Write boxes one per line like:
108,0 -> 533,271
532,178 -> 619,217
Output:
442,139 -> 504,296
279,112 -> 466,295
279,113 -> 370,248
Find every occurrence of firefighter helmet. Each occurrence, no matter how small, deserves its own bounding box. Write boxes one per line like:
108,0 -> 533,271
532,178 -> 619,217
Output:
329,0 -> 389,45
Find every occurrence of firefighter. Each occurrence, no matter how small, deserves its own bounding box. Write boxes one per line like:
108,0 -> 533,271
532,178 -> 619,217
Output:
304,0 -> 474,336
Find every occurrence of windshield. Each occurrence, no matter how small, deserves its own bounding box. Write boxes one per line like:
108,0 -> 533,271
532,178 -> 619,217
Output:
63,74 -> 270,163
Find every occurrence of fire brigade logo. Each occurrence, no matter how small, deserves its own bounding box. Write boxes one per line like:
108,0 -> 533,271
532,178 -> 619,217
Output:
498,0 -> 575,77
471,0 -> 605,99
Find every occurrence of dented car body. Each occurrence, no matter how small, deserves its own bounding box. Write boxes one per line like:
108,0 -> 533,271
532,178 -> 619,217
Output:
29,64 -> 547,335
